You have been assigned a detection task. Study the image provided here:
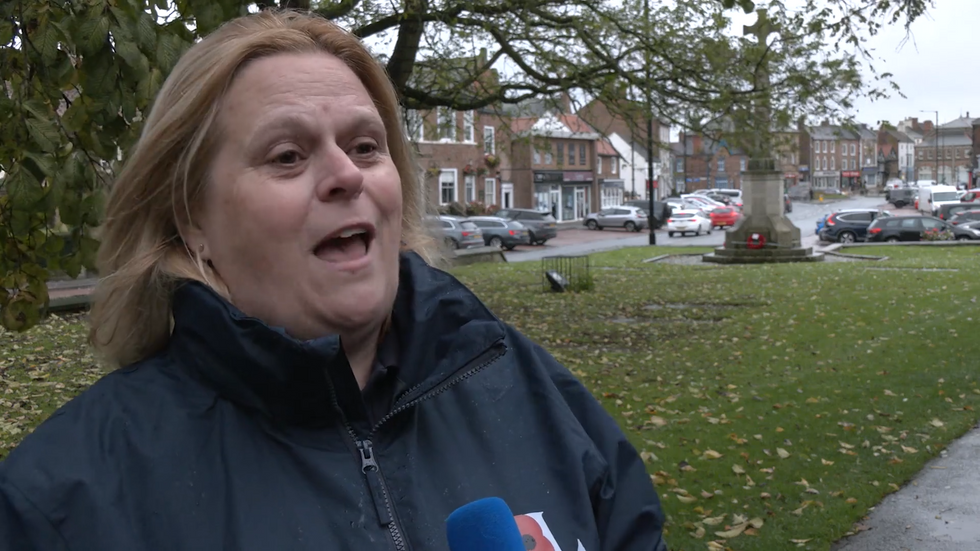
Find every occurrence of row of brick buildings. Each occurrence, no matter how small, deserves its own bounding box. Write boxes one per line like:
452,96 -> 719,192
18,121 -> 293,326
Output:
407,95 -> 672,222
408,101 -> 980,220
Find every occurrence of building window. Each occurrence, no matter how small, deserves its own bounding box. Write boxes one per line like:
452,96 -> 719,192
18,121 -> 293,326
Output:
439,170 -> 456,205
464,174 -> 476,203
483,125 -> 495,154
791,153 -> 796,164
850,144 -> 856,156
463,111 -> 474,142
822,157 -> 827,170
437,108 -> 455,141
928,151 -> 933,160
842,159 -> 847,170
533,149 -> 541,165
946,149 -> 952,160
918,150 -> 923,160
544,150 -> 553,164
601,187 -> 623,208
611,161 -> 616,175
404,109 -> 424,141
484,177 -> 496,205
598,156 -> 603,174
579,144 -> 586,165
676,159 -> 683,172
830,157 -> 835,170
955,148 -> 961,159
717,158 -> 724,171
567,143 -> 575,166
831,141 -> 835,153
822,141 -> 827,153
740,159 -> 746,171
556,143 -> 564,165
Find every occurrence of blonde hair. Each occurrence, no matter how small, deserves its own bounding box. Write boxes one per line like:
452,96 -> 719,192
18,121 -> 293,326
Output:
89,10 -> 433,368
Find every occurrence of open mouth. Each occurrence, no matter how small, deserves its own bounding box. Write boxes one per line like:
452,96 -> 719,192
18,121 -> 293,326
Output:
314,225 -> 374,264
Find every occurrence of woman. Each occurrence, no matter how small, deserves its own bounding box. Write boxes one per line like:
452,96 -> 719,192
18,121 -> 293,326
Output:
0,11 -> 666,550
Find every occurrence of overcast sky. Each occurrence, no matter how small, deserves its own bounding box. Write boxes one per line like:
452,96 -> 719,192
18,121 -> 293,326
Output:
731,0 -> 978,129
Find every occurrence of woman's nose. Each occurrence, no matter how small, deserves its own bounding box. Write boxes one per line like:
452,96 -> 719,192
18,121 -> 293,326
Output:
314,146 -> 364,202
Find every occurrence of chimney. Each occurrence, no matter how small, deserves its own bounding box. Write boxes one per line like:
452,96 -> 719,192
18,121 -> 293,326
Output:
923,121 -> 934,134
821,119 -> 830,127
560,92 -> 572,114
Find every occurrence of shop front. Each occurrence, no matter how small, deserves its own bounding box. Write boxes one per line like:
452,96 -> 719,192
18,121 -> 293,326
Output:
783,172 -> 798,191
861,167 -> 878,189
533,170 -> 594,222
812,170 -> 839,192
841,170 -> 860,191
600,179 -> 625,208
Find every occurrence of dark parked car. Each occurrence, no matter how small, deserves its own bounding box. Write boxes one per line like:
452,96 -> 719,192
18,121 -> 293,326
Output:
625,199 -> 671,228
468,216 -> 530,250
886,187 -> 917,208
817,209 -> 892,243
950,209 -> 980,226
937,202 -> 979,222
866,215 -> 979,243
492,208 -> 557,245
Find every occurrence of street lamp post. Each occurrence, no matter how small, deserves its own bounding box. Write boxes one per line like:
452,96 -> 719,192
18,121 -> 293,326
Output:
645,0 -> 656,245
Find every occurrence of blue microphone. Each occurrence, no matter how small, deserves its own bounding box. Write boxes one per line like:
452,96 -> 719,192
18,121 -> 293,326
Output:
446,497 -> 527,551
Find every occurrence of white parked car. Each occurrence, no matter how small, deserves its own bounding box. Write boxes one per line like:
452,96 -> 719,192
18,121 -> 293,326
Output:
667,209 -> 712,237
680,194 -> 726,212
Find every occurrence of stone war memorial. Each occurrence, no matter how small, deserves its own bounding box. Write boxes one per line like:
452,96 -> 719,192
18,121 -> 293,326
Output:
703,9 -> 823,265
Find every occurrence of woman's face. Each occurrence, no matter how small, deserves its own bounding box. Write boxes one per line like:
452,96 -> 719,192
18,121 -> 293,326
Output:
189,52 -> 403,341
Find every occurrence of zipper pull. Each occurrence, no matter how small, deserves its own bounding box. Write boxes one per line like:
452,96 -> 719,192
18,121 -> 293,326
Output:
357,439 -> 392,526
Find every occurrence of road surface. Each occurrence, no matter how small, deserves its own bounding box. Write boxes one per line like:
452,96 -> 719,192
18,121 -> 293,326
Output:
504,196 -> 887,262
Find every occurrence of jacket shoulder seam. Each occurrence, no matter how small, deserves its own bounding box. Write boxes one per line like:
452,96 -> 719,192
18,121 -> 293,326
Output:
1,476 -> 72,550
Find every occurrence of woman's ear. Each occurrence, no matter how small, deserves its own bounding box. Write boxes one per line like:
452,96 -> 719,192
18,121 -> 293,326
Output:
177,212 -> 210,262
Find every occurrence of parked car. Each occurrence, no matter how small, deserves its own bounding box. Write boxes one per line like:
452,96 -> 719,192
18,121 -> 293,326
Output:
948,209 -> 980,226
584,206 -> 648,231
937,202 -> 980,222
709,207 -> 740,229
666,209 -> 712,237
815,208 -> 887,237
624,199 -> 671,228
960,190 -> 980,203
784,194 -> 793,213
886,187 -> 917,208
681,194 -> 726,212
866,215 -> 978,243
492,208 -> 557,245
818,209 -> 893,243
427,215 -> 484,250
468,216 -> 531,250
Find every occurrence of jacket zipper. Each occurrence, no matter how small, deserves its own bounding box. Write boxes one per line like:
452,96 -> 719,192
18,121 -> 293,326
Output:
331,340 -> 507,551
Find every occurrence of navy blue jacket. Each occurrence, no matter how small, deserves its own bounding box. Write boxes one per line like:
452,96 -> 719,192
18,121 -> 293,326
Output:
0,253 -> 666,550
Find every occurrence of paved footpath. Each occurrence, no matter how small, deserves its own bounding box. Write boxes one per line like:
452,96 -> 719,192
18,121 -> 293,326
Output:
831,423 -> 980,551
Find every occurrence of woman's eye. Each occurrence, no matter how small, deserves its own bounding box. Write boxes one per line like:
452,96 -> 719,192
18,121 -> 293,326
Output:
273,150 -> 301,165
353,141 -> 379,155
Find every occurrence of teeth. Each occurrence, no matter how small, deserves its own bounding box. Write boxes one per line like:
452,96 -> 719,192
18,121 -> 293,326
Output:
339,228 -> 366,239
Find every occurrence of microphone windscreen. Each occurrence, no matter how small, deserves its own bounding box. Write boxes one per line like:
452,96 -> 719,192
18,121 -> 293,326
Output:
446,497 -> 526,551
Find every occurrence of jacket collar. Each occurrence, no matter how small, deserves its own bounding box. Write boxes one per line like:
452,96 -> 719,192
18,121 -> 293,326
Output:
167,252 -> 506,427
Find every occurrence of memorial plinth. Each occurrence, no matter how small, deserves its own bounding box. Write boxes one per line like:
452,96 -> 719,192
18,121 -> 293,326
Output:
703,159 -> 824,264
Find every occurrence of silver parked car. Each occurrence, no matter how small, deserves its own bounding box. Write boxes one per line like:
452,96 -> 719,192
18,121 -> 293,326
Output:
426,215 -> 484,250
493,208 -> 558,245
468,216 -> 531,250
583,206 -> 648,232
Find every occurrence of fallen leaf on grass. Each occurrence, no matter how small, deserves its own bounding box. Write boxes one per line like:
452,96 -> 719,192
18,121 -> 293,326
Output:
715,523 -> 748,539
648,416 -> 668,428
702,449 -> 723,460
846,497 -> 858,504
703,515 -> 726,526
776,448 -> 791,459
821,458 -> 835,466
677,495 -> 698,504
930,418 -> 944,428
902,446 -> 918,454
732,464 -> 746,475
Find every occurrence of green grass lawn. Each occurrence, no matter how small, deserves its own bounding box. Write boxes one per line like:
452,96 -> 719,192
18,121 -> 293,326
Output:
454,246 -> 980,550
2,245 -> 979,550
